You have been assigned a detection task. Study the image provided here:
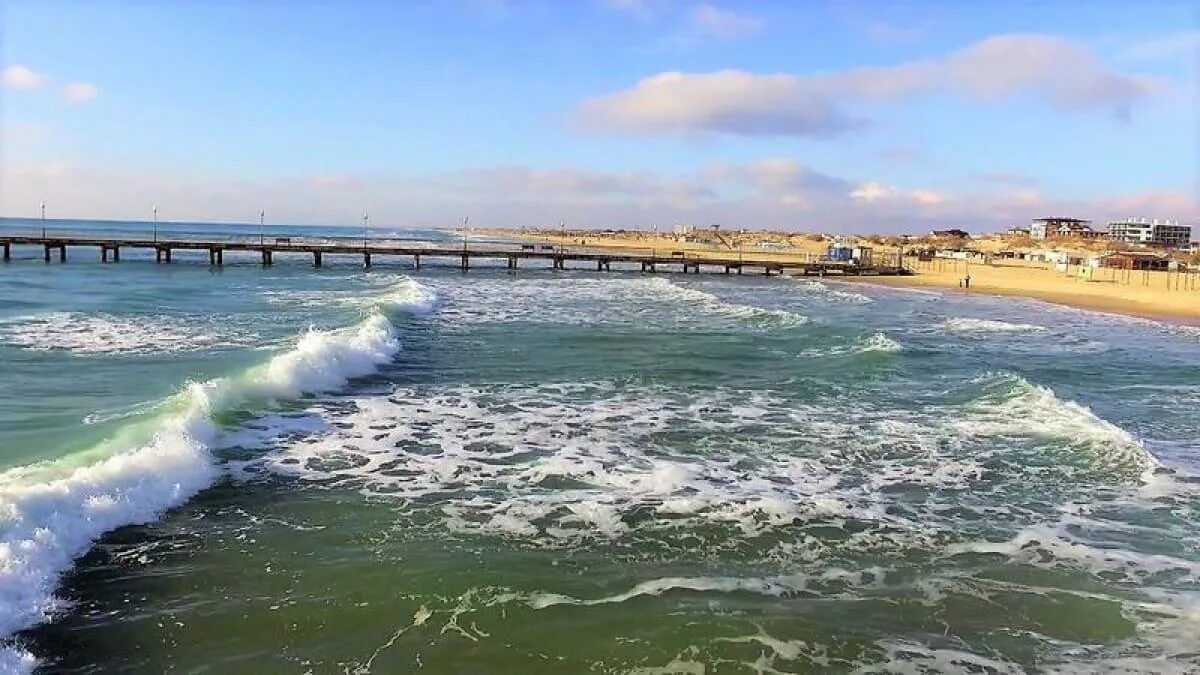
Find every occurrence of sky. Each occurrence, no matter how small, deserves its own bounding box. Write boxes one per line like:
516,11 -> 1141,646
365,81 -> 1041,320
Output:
1,0 -> 1197,232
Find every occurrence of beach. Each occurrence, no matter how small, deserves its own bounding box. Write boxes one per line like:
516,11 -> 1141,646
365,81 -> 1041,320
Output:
852,258 -> 1200,323
493,229 -> 1200,323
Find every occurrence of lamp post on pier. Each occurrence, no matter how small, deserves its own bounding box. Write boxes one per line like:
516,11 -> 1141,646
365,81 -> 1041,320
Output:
259,209 -> 265,246
362,211 -> 369,249
152,205 -> 158,243
40,201 -> 46,239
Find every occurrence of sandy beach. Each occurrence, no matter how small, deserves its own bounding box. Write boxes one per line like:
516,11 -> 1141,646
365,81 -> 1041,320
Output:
489,229 -> 1200,323
843,258 -> 1200,323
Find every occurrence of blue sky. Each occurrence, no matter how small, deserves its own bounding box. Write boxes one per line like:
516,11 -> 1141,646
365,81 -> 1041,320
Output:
2,0 -> 1196,231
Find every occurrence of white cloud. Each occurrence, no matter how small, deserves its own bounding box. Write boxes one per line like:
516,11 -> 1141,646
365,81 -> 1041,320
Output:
3,159 -> 1190,234
689,4 -> 763,40
578,70 -> 861,136
62,82 -> 99,104
578,34 -> 1169,137
910,189 -> 948,206
850,182 -> 898,203
2,65 -> 45,89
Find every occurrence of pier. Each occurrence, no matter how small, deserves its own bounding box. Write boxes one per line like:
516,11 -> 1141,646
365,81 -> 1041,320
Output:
0,234 -> 910,277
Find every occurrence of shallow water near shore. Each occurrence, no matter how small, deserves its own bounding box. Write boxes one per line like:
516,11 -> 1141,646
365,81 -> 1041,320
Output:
1,221 -> 1198,673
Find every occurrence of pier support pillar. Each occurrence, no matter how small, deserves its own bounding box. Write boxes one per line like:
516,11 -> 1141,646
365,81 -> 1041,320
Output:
410,254 -> 417,269
59,245 -> 67,263
597,260 -> 604,272
313,251 -> 323,268
364,253 -> 372,268
44,244 -> 51,263
2,242 -> 9,261
208,249 -> 216,265
215,249 -> 222,265
163,248 -> 172,264
261,249 -> 273,266
461,253 -> 469,271
155,248 -> 162,263
113,246 -> 120,262
102,246 -> 109,263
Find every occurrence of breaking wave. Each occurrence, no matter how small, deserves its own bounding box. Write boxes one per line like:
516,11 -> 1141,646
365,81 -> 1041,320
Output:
0,277 -> 434,669
638,278 -> 809,327
938,317 -> 1046,333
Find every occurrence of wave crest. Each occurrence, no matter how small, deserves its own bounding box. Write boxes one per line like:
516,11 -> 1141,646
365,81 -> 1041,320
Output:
0,277 -> 434,666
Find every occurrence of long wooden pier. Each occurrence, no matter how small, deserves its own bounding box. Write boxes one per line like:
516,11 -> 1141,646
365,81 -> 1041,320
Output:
0,234 -> 910,277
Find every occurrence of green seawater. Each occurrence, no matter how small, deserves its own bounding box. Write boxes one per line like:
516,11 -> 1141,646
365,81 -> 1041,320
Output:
1,219 -> 1198,673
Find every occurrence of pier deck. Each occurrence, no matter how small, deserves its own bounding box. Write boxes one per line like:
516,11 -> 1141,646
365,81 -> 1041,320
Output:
0,234 -> 910,277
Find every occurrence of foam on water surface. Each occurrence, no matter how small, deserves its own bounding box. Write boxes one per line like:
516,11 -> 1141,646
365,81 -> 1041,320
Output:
0,277 -> 435,667
0,312 -> 261,355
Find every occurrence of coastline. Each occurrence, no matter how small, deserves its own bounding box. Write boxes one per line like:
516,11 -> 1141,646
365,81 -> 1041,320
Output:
837,269 -> 1200,326
481,230 -> 1199,326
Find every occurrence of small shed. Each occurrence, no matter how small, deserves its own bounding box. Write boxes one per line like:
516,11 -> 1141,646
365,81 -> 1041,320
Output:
1097,251 -> 1169,271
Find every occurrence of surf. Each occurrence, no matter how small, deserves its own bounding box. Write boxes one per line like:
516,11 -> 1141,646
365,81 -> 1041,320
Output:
0,277 -> 435,668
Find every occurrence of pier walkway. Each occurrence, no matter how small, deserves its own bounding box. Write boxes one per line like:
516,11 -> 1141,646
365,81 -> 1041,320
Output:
0,234 -> 909,277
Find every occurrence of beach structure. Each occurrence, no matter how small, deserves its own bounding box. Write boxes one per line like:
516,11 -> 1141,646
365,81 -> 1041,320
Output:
1105,218 -> 1191,248
0,232 -> 910,277
1096,251 -> 1170,271
1029,217 -> 1102,240
930,229 -> 970,239
1006,226 -> 1031,237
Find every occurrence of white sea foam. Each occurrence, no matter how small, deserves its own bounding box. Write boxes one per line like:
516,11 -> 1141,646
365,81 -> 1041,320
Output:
630,278 -> 809,327
952,373 -> 1156,477
800,331 -> 902,357
226,364 -> 1198,668
525,574 -> 811,609
938,317 -> 1046,333
0,312 -> 260,355
788,280 -> 872,304
0,277 -> 433,667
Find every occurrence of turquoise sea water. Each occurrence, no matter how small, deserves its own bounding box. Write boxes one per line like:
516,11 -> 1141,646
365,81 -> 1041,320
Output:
0,219 -> 1197,673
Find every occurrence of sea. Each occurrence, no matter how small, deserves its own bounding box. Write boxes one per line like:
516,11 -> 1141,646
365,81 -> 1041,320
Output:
0,218 -> 1197,673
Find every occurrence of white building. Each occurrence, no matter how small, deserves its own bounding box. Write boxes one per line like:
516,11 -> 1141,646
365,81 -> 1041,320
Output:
673,223 -> 695,237
1106,218 -> 1192,247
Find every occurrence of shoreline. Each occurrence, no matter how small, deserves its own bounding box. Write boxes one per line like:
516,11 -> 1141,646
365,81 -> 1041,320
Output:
836,274 -> 1200,327
481,229 -> 1200,325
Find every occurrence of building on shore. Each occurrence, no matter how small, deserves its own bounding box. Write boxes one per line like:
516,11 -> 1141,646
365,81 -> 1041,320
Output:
1094,251 -> 1171,271
1006,226 -> 1031,237
930,229 -> 969,238
1029,217 -> 1102,240
1105,218 -> 1192,247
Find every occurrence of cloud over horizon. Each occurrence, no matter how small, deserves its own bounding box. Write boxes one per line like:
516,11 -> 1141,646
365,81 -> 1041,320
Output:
1,65 -> 46,90
577,34 -> 1170,137
5,158 -> 1191,234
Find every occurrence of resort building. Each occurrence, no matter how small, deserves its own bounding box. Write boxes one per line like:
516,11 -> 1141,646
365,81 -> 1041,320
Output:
1029,217 -> 1102,240
1105,218 -> 1192,248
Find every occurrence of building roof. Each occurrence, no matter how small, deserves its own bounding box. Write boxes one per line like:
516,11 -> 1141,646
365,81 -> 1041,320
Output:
1101,251 -> 1168,259
1032,217 -> 1090,223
